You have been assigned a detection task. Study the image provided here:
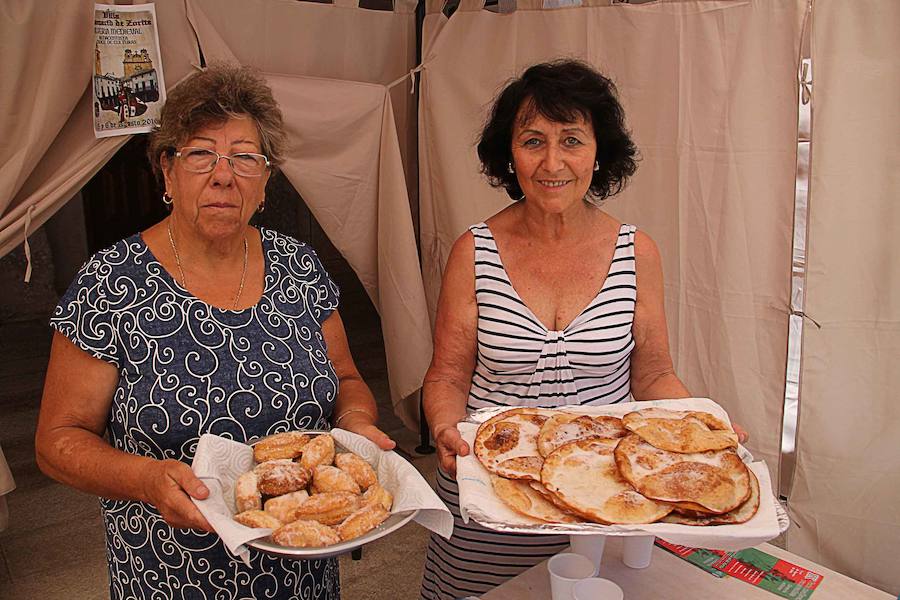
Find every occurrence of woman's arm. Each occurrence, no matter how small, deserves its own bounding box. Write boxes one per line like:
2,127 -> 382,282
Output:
630,231 -> 690,401
325,311 -> 396,450
35,332 -> 212,530
423,232 -> 478,476
630,232 -> 748,442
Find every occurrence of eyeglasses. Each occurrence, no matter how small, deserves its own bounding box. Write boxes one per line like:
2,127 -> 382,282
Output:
174,146 -> 270,177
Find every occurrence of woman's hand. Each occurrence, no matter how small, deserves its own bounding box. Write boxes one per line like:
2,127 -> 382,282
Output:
733,422 -> 750,444
142,459 -> 214,532
339,419 -> 397,451
434,423 -> 469,477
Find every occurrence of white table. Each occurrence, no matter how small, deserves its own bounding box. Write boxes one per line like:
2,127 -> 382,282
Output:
483,537 -> 892,599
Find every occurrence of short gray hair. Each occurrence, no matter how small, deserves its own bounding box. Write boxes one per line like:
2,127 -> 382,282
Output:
148,62 -> 287,182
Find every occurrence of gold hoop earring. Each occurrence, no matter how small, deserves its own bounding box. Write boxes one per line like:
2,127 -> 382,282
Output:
593,161 -> 600,172
507,162 -> 515,174
162,192 -> 173,205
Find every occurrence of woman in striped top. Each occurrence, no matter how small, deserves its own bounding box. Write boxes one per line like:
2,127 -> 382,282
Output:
419,60 -> 700,600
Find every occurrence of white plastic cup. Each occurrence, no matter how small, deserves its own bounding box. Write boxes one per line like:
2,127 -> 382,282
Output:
548,552 -> 596,600
622,535 -> 655,569
569,534 -> 606,576
573,577 -> 624,600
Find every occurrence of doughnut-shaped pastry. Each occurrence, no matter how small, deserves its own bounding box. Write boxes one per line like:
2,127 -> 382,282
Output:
234,509 -> 282,529
337,503 -> 389,541
234,471 -> 262,513
254,459 -> 311,496
334,452 -> 377,490
299,434 -> 335,471
271,519 -> 340,547
263,490 -> 310,523
253,431 -> 310,463
311,465 -> 361,495
288,491 -> 360,526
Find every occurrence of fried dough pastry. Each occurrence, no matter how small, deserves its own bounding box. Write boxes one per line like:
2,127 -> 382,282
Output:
263,490 -> 310,523
614,433 -> 750,514
299,434 -> 336,471
491,475 -> 582,523
336,503 -> 390,541
311,465 -> 361,495
474,408 -> 552,481
234,471 -> 262,513
288,491 -> 361,526
662,469 -> 760,526
234,509 -> 282,529
272,519 -> 341,547
362,483 -> 393,512
255,459 -> 311,496
334,452 -> 378,490
537,413 -> 627,457
622,409 -> 737,453
253,431 -> 310,463
541,437 -> 672,524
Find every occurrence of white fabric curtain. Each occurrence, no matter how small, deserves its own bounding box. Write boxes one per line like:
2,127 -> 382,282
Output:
419,0 -> 805,469
0,0 -> 201,258
787,1 -> 900,594
186,0 -> 432,429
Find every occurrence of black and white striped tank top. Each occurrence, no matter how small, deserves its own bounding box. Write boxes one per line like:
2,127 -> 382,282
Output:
467,222 -> 637,411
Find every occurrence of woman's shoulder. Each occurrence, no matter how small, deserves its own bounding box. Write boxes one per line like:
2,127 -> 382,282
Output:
76,234 -> 152,285
260,228 -> 319,259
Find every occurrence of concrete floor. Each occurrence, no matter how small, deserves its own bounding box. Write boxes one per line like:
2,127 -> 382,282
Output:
0,308 -> 438,599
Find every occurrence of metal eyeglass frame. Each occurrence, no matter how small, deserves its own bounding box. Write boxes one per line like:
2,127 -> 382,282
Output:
173,146 -> 271,177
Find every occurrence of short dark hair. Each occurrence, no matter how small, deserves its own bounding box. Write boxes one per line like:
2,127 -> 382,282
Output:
477,59 -> 638,201
148,62 -> 287,184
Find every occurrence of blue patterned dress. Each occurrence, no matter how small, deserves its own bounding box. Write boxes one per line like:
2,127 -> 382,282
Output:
50,228 -> 342,600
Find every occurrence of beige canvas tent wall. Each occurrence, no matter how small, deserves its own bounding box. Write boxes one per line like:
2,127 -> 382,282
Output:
1,0 -> 898,593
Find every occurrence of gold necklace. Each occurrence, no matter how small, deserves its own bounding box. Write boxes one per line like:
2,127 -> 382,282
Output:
166,220 -> 248,310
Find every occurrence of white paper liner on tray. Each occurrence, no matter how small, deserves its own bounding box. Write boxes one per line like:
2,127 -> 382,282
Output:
456,397 -> 789,552
191,430 -> 453,565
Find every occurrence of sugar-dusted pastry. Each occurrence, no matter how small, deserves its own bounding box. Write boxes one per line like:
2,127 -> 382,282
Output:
253,431 -> 310,463
234,471 -> 262,513
255,459 -> 311,496
622,408 -> 737,453
537,413 -> 627,457
311,465 -> 361,495
234,509 -> 282,529
491,475 -> 582,523
614,433 -> 750,514
541,436 -> 672,524
362,483 -> 393,512
336,503 -> 390,541
271,519 -> 341,547
474,408 -> 552,481
299,434 -> 335,471
334,452 -> 378,491
662,470 -> 760,526
263,490 -> 310,523
288,491 -> 360,526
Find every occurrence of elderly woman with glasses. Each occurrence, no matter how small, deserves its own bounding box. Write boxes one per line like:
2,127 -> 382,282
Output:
35,63 -> 393,600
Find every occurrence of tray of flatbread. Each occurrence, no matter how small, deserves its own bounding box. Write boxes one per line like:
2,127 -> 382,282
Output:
456,397 -> 789,552
191,430 -> 453,562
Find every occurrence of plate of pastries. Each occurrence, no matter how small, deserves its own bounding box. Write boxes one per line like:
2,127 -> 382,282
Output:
473,406 -> 761,527
232,431 -> 416,558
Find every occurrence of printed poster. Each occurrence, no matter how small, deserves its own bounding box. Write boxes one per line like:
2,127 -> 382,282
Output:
93,3 -> 166,138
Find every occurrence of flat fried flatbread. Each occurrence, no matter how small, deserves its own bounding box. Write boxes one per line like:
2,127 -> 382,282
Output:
614,433 -> 750,515
662,469 -> 760,526
622,409 -> 738,453
540,437 -> 673,524
491,475 -> 582,523
537,413 -> 627,458
474,408 -> 552,481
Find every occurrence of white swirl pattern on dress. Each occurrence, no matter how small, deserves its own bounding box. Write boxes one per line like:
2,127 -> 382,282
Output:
51,228 -> 341,599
